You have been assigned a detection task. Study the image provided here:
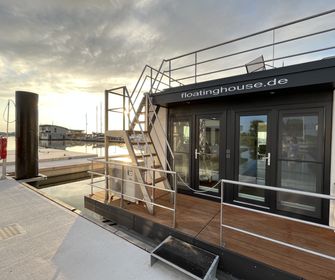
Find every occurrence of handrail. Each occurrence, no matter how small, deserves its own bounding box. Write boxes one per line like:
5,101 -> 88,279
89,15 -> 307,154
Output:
166,9 -> 335,61
220,179 -> 335,201
167,27 -> 335,74
142,9 -> 335,87
219,178 -> 335,262
105,63 -> 175,181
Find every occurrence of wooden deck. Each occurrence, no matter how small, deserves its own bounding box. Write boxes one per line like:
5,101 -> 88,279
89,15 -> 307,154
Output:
91,191 -> 221,246
222,204 -> 335,280
89,191 -> 335,280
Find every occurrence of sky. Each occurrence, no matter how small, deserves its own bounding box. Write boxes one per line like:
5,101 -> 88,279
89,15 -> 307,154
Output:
0,0 -> 335,133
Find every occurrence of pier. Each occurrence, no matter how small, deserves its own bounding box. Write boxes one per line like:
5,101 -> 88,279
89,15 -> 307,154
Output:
0,178 -> 191,279
1,148 -> 102,186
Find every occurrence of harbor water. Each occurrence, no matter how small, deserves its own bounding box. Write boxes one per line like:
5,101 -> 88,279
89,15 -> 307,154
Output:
5,136 -> 125,219
6,136 -> 127,157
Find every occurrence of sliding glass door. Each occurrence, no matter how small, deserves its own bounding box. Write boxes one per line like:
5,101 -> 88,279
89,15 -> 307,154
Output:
234,112 -> 271,207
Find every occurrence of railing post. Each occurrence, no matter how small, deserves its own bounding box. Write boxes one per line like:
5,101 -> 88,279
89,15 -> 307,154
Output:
90,160 -> 94,196
194,52 -> 197,83
220,180 -> 224,247
145,94 -> 149,131
123,87 -> 126,130
150,67 -> 153,93
104,90 -> 109,203
272,28 -> 276,67
173,173 -> 177,228
121,165 -> 124,208
169,60 -> 171,88
152,170 -> 155,215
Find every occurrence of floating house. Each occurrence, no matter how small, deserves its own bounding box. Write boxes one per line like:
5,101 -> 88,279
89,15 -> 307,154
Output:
39,125 -> 86,141
86,10 -> 335,280
39,124 -> 69,140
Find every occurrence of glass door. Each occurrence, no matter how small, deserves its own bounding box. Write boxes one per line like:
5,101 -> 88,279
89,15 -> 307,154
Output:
234,113 -> 271,207
276,109 -> 324,219
171,119 -> 191,191
195,115 -> 221,195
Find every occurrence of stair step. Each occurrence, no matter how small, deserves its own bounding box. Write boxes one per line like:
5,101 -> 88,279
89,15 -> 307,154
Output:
131,141 -> 153,145
151,164 -> 162,169
135,153 -> 157,158
151,236 -> 219,280
145,177 -> 166,185
130,130 -> 148,134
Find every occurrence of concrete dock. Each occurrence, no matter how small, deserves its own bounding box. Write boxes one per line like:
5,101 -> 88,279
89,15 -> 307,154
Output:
0,178 -> 190,280
2,148 -> 102,185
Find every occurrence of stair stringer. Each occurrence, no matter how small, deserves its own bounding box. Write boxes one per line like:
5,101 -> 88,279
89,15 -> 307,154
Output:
122,130 -> 154,214
146,132 -> 172,191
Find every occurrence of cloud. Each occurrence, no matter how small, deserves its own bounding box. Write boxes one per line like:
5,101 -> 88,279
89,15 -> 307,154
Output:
0,0 -> 334,131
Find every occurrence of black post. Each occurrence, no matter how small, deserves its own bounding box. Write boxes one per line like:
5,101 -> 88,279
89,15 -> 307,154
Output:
15,91 -> 39,180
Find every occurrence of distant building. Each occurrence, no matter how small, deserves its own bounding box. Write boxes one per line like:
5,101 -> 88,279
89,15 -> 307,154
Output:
39,125 -> 68,140
67,129 -> 86,140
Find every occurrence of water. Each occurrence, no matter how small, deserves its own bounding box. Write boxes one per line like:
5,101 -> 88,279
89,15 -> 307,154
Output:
40,178 -> 102,220
6,136 -> 127,157
6,135 -> 125,220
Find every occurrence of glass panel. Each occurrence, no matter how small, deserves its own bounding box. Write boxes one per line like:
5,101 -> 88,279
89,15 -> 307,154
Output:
280,115 -> 320,161
198,117 -> 220,193
277,161 -> 322,218
172,121 -> 190,188
277,112 -> 323,218
238,115 -> 267,202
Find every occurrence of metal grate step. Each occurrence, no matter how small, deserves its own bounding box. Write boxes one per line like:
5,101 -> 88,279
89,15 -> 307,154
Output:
151,236 -> 219,280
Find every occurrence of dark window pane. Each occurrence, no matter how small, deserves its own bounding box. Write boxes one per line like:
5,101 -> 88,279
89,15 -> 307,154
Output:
279,161 -> 322,192
280,115 -> 320,161
277,111 -> 324,219
277,160 -> 322,218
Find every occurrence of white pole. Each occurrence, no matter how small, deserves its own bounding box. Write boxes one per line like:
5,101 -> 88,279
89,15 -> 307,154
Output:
100,102 -> 103,133
96,105 -> 98,134
6,100 -> 10,138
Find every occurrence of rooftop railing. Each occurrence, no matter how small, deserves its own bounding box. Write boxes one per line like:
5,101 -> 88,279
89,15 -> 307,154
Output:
149,9 -> 335,90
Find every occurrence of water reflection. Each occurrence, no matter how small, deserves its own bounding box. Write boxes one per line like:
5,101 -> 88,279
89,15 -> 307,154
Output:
6,136 -> 127,157
39,139 -> 126,157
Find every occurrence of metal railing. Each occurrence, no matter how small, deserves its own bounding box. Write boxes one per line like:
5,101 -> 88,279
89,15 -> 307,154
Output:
151,9 -> 335,87
219,179 -> 335,262
88,158 -> 177,227
105,64 -> 176,174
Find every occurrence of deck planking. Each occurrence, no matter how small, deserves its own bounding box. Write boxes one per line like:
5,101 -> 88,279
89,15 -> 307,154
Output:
89,192 -> 335,279
91,191 -> 221,243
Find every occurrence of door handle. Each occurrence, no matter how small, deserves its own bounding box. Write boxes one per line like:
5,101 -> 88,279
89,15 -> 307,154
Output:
263,152 -> 271,166
195,148 -> 198,159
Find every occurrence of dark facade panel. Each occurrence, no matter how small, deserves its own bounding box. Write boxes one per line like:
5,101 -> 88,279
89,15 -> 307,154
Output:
152,58 -> 335,106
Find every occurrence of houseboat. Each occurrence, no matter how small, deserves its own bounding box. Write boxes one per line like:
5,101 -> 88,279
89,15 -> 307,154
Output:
39,124 -> 69,140
39,124 -> 87,141
85,10 -> 335,280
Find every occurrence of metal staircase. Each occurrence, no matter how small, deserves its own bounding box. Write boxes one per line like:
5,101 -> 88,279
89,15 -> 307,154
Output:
104,65 -> 178,214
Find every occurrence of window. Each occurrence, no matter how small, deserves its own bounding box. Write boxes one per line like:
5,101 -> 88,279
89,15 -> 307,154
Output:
172,120 -> 191,189
277,111 -> 324,218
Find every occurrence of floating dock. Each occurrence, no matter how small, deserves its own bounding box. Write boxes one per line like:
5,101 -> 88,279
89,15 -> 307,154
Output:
0,178 -> 193,280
